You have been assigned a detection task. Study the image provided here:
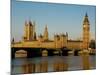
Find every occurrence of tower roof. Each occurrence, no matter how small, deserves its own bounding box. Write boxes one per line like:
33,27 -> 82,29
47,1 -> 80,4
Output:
29,20 -> 33,26
83,13 -> 89,23
44,24 -> 48,34
66,32 -> 68,36
45,24 -> 48,30
85,13 -> 88,17
12,38 -> 14,43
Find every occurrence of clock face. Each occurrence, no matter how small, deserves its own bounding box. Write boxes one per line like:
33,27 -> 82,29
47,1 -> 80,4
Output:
83,25 -> 88,27
83,25 -> 86,28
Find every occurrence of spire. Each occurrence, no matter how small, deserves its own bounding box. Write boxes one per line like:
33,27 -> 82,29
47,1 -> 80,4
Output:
33,21 -> 37,40
44,24 -> 48,34
66,32 -> 68,36
29,20 -> 32,26
83,13 -> 89,24
85,12 -> 88,17
43,24 -> 48,41
34,32 -> 36,40
12,38 -> 14,44
33,21 -> 35,31
12,38 -> 14,42
45,24 -> 48,31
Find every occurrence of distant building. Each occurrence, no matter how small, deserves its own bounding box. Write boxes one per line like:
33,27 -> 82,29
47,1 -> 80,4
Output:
12,14 -> 91,50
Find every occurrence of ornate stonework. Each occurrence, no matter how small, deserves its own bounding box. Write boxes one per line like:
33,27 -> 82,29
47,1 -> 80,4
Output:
12,14 -> 90,50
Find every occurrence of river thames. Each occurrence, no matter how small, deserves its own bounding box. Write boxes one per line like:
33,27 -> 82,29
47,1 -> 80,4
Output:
11,55 -> 96,74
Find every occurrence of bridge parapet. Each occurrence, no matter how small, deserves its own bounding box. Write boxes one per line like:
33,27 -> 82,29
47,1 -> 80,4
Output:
11,41 -> 55,48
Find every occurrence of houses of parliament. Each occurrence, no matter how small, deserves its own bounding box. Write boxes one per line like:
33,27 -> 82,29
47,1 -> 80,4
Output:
12,13 -> 90,50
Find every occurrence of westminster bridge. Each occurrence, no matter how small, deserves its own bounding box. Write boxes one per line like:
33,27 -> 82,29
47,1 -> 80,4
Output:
11,41 -> 95,58
11,46 -> 82,58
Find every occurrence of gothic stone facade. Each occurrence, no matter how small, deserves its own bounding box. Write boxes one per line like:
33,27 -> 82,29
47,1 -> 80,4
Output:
12,14 -> 90,50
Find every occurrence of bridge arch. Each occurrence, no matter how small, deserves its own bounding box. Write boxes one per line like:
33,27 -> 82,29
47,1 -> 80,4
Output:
42,49 -> 48,57
15,49 -> 27,58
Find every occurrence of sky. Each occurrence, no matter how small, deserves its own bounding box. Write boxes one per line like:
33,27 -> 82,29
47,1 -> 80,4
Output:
11,0 -> 96,41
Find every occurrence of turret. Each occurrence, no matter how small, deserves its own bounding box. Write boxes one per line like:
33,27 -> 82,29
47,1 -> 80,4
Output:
54,34 -> 60,48
60,33 -> 67,48
23,20 -> 34,41
43,25 -> 49,41
33,21 -> 37,40
11,38 -> 15,44
38,34 -> 43,42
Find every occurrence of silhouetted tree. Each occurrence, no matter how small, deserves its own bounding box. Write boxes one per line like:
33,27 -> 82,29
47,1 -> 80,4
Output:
89,40 -> 96,49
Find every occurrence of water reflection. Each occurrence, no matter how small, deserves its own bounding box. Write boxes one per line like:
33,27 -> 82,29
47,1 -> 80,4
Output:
53,56 -> 68,71
35,61 -> 48,72
22,61 -> 35,74
21,57 -> 68,73
12,56 -> 96,74
81,51 -> 90,70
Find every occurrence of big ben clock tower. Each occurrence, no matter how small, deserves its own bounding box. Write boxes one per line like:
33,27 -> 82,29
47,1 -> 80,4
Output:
83,13 -> 90,49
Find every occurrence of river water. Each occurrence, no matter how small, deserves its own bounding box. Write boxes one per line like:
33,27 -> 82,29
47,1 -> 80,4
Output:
11,55 -> 96,74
